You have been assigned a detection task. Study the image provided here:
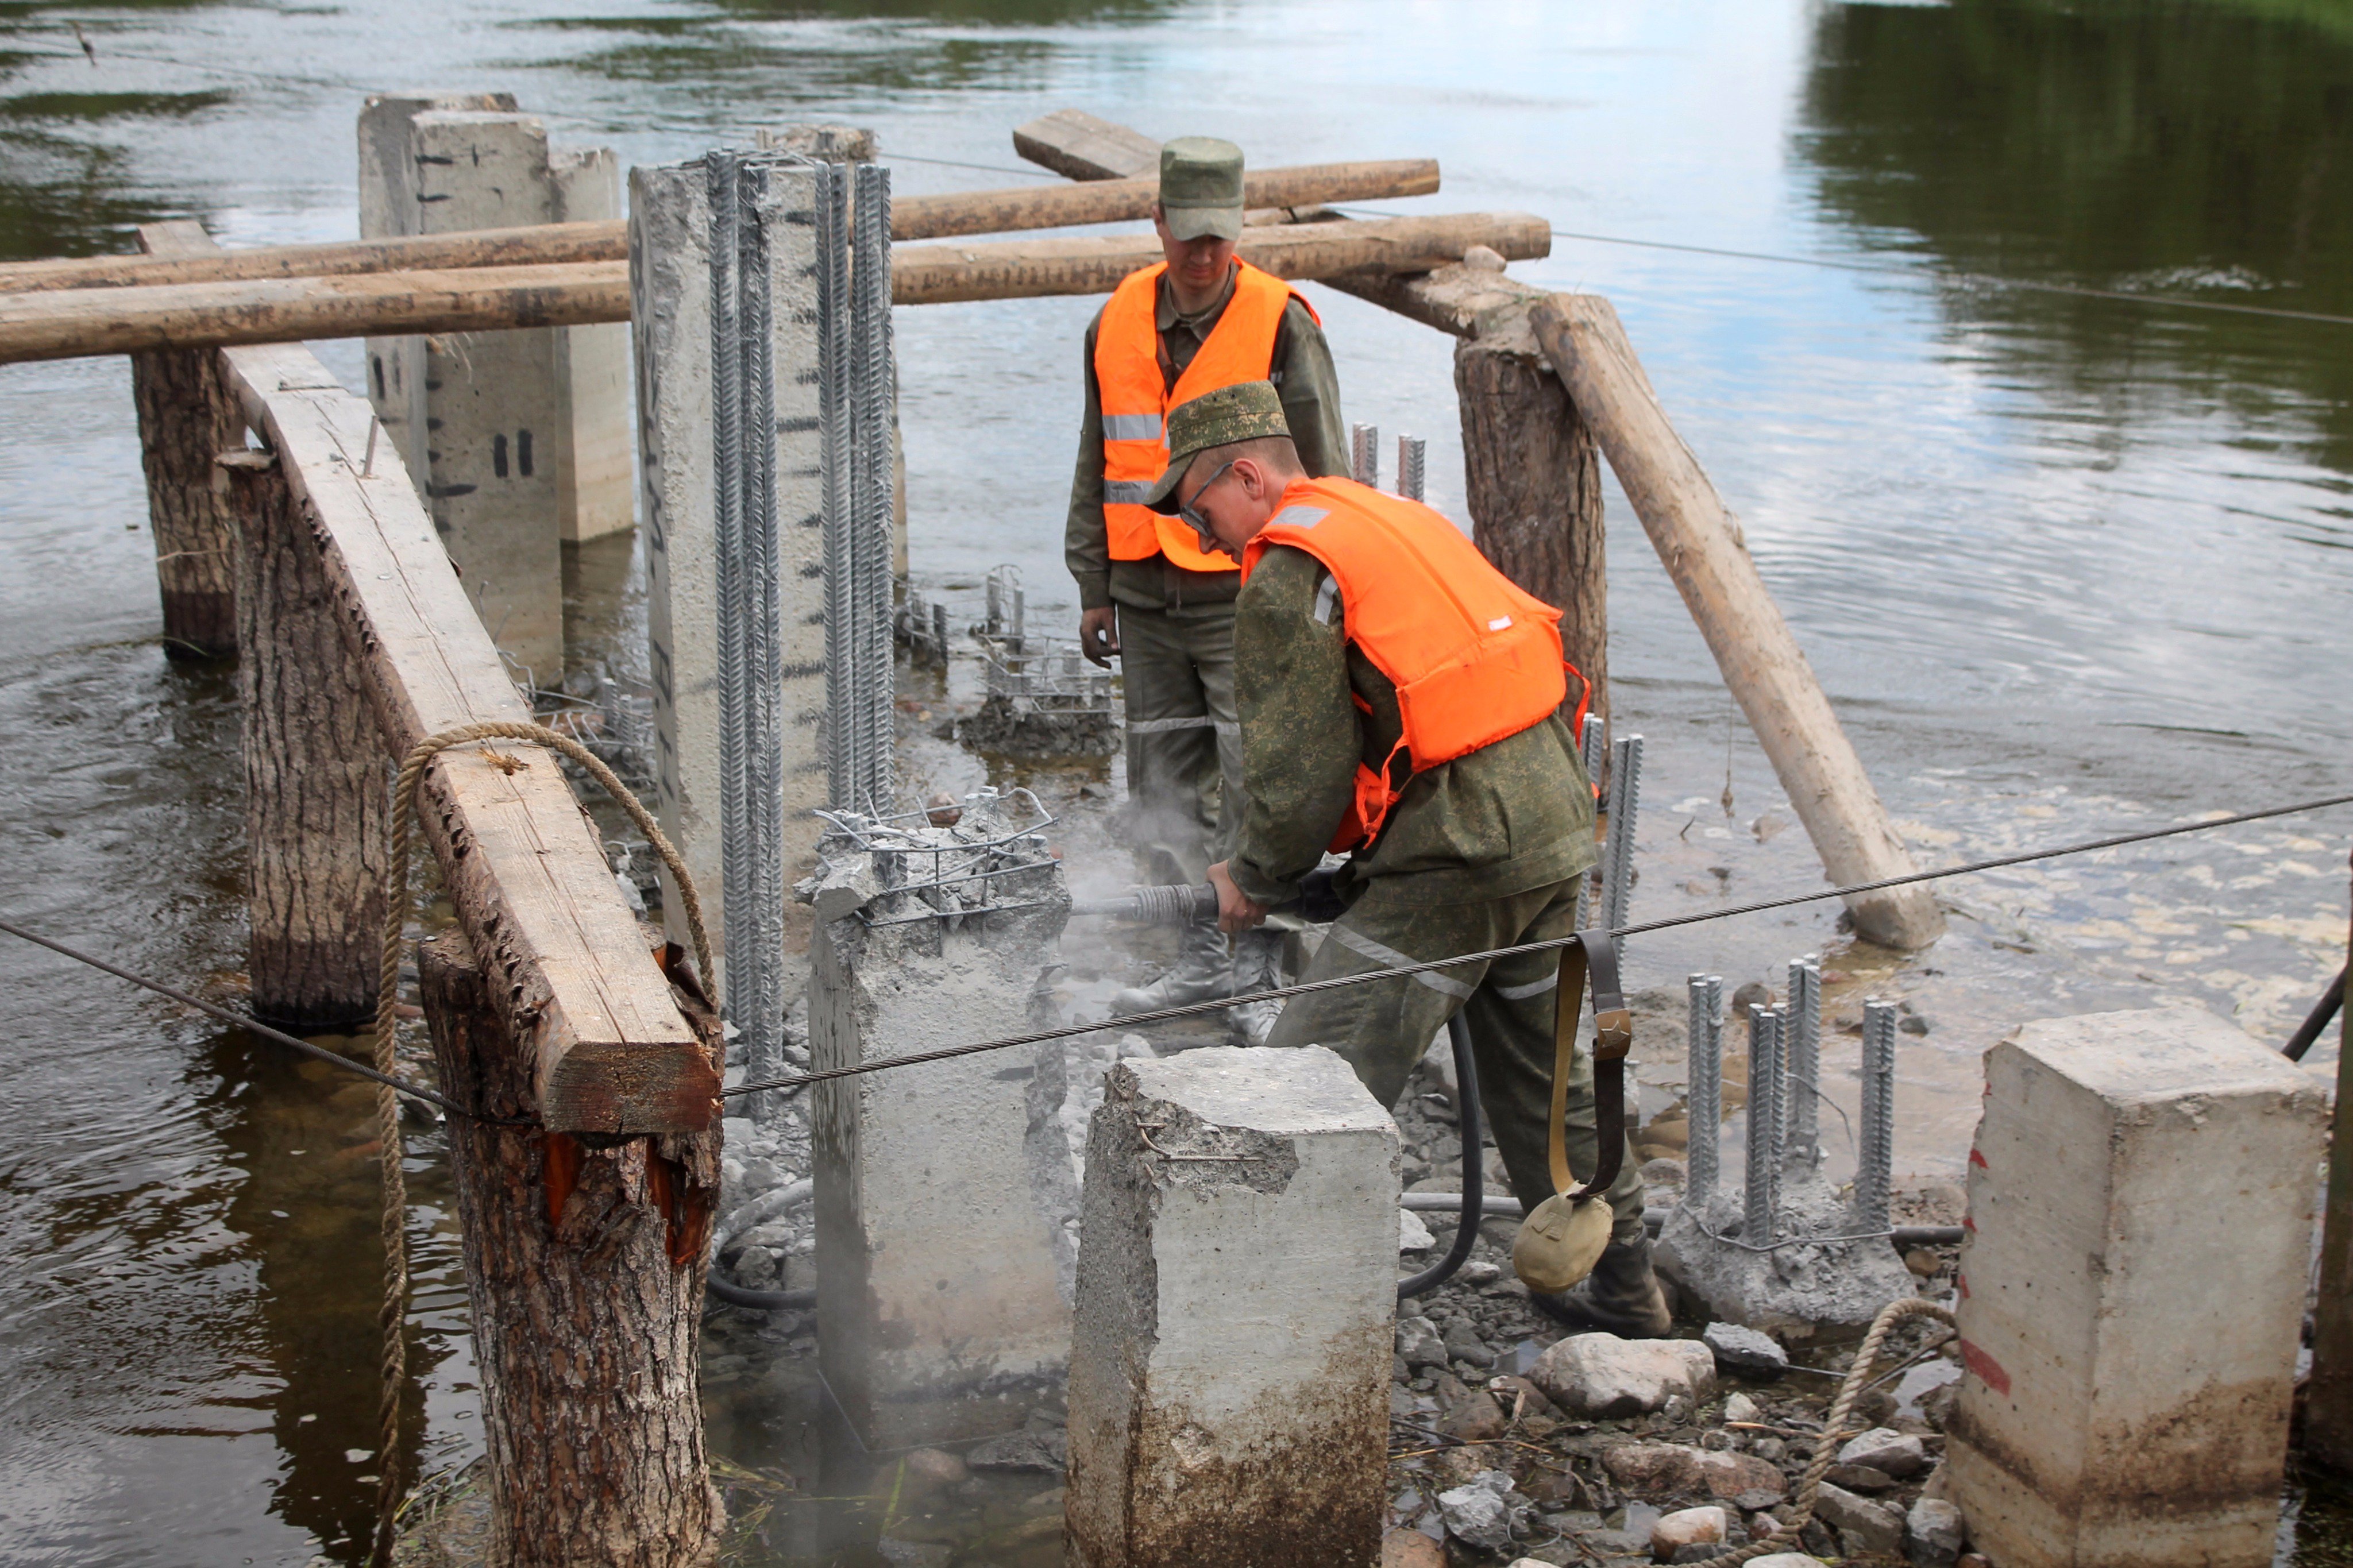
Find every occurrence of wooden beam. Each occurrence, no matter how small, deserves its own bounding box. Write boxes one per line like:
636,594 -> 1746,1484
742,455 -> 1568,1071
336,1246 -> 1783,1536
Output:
1321,250 -> 1552,338
1529,294 -> 1945,949
1012,109 -> 1162,180
127,220 -> 242,655
0,213 -> 1546,362
892,210 -> 1550,306
0,159 -> 1440,296
2305,853 -> 2353,1471
218,338 -> 716,1130
2,219 -> 627,295
886,156 -> 1435,242
0,261 -> 630,363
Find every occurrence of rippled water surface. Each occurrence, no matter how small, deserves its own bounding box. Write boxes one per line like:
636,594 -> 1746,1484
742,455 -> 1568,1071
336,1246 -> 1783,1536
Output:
5,0 -> 2353,1561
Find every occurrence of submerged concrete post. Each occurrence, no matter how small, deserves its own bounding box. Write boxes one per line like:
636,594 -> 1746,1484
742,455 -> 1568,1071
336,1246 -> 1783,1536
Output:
1948,1008 -> 2326,1568
1066,1046 -> 1398,1568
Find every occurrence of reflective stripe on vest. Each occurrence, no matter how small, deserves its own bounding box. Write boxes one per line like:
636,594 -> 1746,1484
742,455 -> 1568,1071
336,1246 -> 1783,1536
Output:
1095,261 -> 1315,571
1241,476 -> 1580,851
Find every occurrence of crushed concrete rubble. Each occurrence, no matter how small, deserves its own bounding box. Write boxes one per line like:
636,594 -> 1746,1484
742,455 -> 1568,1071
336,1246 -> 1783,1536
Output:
1656,1177 -> 1920,1340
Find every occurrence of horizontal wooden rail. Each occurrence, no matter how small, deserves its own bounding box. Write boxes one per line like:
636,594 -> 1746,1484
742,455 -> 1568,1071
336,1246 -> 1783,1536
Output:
0,157 -> 1438,295
891,210 -> 1547,304
0,211 -> 1546,363
221,338 -> 717,1129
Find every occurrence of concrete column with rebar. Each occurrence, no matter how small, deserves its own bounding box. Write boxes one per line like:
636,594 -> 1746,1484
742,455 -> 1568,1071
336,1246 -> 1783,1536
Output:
631,152 -> 834,1045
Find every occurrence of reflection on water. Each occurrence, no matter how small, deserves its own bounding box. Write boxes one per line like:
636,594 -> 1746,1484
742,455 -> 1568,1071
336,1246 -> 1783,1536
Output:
1802,0 -> 2353,469
5,0 -> 2353,1561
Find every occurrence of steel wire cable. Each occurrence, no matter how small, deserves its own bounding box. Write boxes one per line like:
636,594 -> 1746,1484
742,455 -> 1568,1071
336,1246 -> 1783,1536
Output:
722,790 -> 2353,1099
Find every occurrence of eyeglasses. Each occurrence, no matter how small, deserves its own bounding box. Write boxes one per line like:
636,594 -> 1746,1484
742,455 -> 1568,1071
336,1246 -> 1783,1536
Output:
1178,459 -> 1237,553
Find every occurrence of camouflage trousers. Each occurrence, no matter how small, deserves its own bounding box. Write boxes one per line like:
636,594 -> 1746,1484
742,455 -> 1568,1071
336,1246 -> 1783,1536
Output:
1263,874 -> 1648,1244
1114,600 -> 1241,887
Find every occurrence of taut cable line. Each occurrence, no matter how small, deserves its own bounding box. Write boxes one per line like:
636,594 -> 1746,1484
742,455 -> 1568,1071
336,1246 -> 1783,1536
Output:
0,913 -> 481,1119
722,790 -> 2353,1099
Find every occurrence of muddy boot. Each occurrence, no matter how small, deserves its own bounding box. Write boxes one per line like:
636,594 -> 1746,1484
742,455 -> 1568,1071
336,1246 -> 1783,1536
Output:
1532,1231 -> 1673,1338
1111,918 -> 1236,1015
1224,928 -> 1289,1046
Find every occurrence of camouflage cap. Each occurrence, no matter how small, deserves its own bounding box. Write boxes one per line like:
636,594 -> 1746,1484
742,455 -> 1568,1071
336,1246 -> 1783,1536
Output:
1158,136 -> 1245,242
1144,380 -> 1292,513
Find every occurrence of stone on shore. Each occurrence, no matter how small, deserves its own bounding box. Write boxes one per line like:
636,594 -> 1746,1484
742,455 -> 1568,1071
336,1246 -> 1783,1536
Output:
1396,1315 -> 1449,1370
1533,1333 -> 1715,1417
1815,1480 -> 1905,1557
1651,1504 -> 1727,1561
1905,1496 -> 1965,1567
1381,1529 -> 1446,1568
1437,1470 -> 1520,1552
1838,1427 -> 1928,1478
1603,1442 -> 1785,1503
1702,1320 -> 1789,1379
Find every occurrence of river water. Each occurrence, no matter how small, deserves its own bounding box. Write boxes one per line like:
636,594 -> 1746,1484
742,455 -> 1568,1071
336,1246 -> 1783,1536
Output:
3,0 -> 2351,1561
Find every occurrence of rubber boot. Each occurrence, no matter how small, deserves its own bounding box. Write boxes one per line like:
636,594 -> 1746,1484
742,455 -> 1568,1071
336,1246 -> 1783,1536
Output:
1533,1230 -> 1673,1338
1224,928 -> 1289,1046
1111,918 -> 1236,1015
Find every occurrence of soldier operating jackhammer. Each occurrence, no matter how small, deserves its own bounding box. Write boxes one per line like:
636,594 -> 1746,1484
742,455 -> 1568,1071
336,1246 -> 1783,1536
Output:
1136,379 -> 1665,1335
1064,135 -> 1348,1043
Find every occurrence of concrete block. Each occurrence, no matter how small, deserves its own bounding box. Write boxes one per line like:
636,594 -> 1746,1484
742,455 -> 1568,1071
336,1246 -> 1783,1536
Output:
1947,1009 -> 2327,1568
1066,1047 -> 1399,1568
806,817 -> 1073,1447
406,109 -> 568,678
630,155 -> 830,990
357,91 -> 513,480
547,145 -> 633,542
360,94 -> 634,673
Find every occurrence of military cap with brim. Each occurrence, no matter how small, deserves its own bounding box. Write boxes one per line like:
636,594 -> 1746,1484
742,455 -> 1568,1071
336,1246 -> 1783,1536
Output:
1144,380 -> 1293,513
1159,136 -> 1246,243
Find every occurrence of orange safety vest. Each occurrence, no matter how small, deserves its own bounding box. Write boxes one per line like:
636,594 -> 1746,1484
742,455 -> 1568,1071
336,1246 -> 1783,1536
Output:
1096,260 -> 1316,573
1241,477 -> 1588,851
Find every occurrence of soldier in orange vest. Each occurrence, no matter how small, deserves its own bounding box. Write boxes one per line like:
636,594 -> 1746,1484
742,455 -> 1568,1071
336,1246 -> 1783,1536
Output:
1143,380 -> 1666,1337
1065,137 -> 1347,1037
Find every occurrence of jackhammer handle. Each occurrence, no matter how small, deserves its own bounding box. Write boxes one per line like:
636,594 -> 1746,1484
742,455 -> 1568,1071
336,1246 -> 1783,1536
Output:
1070,867 -> 1348,924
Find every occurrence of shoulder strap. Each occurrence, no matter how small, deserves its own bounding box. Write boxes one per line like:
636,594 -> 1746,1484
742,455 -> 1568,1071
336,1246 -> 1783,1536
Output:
1547,929 -> 1631,1201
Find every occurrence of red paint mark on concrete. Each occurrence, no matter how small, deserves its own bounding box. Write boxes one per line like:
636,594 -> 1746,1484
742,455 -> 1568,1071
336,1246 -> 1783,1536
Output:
1961,1337 -> 2011,1397
1970,1148 -> 1989,1169
1963,1215 -> 1976,1232
1956,1272 -> 1969,1299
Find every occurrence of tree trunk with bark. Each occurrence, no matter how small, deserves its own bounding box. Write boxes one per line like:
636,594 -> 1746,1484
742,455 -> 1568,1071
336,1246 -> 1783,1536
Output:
223,451 -> 386,1027
419,929 -> 724,1568
1453,320 -> 1608,726
130,231 -> 242,657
